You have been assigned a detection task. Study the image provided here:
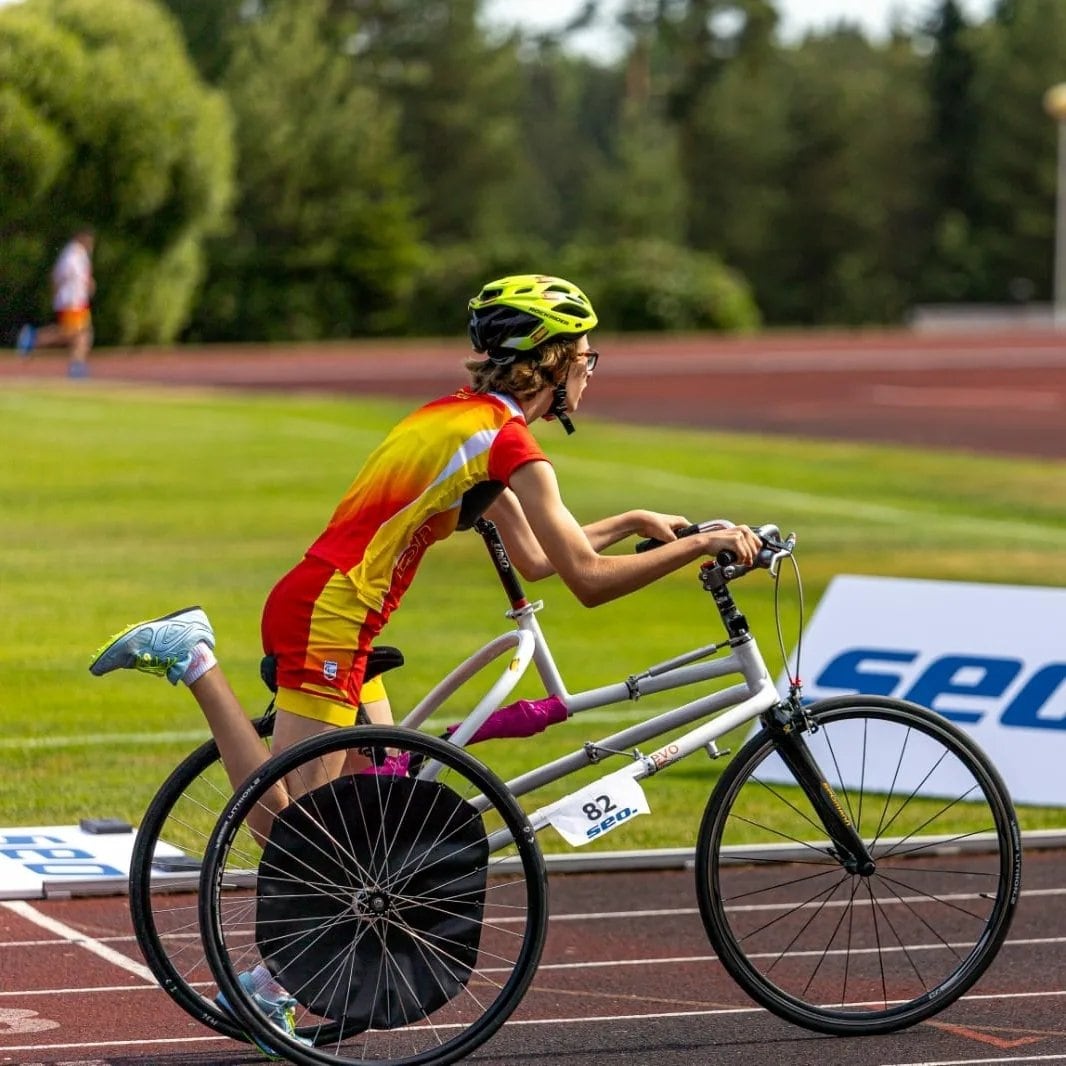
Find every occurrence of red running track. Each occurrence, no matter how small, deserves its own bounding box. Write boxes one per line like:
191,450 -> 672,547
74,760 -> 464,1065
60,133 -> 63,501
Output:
3,858 -> 1066,1066
3,327 -> 1065,458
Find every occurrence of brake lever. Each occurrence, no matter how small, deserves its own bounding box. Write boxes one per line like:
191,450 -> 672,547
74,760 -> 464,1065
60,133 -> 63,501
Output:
766,532 -> 797,578
719,530 -> 796,580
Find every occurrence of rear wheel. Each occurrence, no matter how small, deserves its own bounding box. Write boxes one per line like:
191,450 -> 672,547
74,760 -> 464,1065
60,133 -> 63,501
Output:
199,725 -> 548,1065
695,696 -> 1020,1035
128,712 -> 275,1037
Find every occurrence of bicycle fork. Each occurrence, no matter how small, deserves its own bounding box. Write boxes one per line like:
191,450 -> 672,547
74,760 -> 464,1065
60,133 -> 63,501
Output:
766,711 -> 876,877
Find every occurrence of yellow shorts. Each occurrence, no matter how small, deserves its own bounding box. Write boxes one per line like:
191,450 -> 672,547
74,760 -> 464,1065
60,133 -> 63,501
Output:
361,674 -> 387,705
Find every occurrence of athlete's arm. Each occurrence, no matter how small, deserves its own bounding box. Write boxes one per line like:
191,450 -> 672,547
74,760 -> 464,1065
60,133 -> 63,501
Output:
484,488 -> 689,581
488,461 -> 760,607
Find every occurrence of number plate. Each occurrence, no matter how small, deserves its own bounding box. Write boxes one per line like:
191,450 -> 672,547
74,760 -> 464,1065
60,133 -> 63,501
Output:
543,768 -> 650,847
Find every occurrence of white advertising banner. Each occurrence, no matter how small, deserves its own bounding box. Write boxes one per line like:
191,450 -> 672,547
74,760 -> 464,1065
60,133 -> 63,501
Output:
0,824 -> 186,899
776,574 -> 1066,807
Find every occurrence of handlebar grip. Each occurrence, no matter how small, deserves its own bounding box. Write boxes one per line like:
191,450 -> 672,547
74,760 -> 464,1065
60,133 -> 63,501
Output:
635,523 -> 702,554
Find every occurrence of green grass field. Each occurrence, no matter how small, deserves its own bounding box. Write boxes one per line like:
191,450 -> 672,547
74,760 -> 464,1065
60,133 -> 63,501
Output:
2,381 -> 1065,852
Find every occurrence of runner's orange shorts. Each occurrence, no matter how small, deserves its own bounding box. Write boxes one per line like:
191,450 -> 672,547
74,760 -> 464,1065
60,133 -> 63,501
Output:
56,308 -> 91,332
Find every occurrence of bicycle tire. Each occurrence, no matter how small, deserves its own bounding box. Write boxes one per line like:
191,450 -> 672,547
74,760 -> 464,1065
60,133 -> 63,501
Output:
128,712 -> 275,1038
695,695 -> 1020,1036
199,725 -> 548,1066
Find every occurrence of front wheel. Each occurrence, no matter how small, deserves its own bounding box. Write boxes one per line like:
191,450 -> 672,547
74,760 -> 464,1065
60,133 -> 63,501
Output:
695,696 -> 1021,1035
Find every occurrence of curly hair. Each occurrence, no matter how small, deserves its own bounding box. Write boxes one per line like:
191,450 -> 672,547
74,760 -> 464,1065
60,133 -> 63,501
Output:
464,338 -> 580,401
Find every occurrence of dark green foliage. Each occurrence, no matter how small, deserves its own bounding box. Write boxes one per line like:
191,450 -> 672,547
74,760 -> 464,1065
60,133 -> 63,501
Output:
0,0 -> 233,343
336,0 -> 528,244
403,235 -> 759,337
921,1 -> 984,302
5,0 -> 1065,340
187,0 -> 420,341
561,239 -> 760,332
966,0 -> 1066,302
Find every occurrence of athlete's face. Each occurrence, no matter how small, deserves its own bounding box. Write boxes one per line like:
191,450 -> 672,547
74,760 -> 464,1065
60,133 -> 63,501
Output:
564,337 -> 597,412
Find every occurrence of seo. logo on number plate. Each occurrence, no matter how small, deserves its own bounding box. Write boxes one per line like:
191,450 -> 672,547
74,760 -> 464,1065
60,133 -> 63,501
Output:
544,768 -> 650,847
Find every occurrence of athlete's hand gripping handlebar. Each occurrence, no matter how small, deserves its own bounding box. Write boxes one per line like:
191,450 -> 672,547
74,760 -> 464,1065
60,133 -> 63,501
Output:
636,520 -> 796,579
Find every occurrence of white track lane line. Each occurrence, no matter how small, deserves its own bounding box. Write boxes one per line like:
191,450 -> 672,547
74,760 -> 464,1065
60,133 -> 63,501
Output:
886,1057 -> 1066,1065
6,992 -> 1066,1056
1,1035 -> 225,1053
1,900 -> 156,984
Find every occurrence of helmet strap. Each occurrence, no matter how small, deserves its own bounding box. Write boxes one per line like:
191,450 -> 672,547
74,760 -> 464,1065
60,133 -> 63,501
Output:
550,381 -> 576,435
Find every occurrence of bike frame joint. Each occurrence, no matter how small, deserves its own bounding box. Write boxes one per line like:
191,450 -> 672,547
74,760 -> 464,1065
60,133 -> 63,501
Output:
506,600 -> 544,620
583,741 -> 643,765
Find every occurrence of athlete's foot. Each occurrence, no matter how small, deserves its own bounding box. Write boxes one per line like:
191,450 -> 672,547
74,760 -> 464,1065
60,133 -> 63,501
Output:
89,606 -> 215,685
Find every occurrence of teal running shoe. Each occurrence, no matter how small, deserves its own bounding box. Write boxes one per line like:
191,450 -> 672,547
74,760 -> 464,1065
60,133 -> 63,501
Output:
89,606 -> 215,685
216,970 -> 311,1059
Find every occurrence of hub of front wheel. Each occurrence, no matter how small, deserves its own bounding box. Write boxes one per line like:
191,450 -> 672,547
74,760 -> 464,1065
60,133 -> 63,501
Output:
829,845 -> 877,877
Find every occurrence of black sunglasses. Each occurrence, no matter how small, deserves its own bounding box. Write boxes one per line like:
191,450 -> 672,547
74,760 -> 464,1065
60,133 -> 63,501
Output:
582,349 -> 600,372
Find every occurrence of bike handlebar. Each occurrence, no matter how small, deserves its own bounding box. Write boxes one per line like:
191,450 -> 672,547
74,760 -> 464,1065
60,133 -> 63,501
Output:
635,521 -> 796,579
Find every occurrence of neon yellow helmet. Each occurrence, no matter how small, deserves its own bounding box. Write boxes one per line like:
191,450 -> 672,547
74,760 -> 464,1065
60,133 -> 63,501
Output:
468,274 -> 597,362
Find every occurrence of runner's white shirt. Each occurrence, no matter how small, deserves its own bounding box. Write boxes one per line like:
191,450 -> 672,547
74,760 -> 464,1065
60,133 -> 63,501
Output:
52,241 -> 92,311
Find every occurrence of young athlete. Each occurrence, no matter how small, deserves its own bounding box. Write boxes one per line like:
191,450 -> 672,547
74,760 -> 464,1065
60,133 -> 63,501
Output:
89,274 -> 759,1043
92,270 -> 759,798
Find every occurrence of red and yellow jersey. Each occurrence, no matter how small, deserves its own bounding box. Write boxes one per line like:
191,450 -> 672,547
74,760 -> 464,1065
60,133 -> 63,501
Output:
306,388 -> 547,620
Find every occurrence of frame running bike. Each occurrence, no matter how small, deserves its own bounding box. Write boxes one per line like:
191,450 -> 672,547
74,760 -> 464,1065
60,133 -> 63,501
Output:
135,519 -> 1021,1066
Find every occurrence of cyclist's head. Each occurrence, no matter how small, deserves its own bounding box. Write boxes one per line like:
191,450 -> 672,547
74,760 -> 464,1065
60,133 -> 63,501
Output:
465,274 -> 597,400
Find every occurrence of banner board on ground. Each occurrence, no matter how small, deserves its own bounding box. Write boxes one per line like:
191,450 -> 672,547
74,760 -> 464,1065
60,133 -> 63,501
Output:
781,574 -> 1066,807
0,824 -> 184,900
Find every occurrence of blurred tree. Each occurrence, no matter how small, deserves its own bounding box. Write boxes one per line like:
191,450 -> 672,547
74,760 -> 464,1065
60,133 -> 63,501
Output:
677,27 -> 930,326
584,100 -> 687,244
159,0 -> 245,82
561,237 -> 761,331
920,0 -> 984,302
0,0 -> 233,343
337,0 -> 528,244
675,42 -> 791,306
767,32 -> 930,324
966,0 -> 1066,302
506,50 -> 622,243
186,0 -> 421,340
616,0 -> 778,230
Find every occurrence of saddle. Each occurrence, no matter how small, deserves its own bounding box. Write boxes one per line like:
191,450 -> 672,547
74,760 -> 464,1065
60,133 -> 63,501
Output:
258,646 -> 405,694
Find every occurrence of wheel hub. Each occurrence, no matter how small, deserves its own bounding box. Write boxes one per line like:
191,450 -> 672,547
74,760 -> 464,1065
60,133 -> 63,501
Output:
352,888 -> 391,918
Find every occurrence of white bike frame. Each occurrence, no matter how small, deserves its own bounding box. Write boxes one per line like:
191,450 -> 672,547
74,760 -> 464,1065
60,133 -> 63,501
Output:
397,521 -> 788,835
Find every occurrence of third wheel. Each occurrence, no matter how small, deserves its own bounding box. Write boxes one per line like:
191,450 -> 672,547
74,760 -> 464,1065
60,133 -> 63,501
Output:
199,725 -> 548,1065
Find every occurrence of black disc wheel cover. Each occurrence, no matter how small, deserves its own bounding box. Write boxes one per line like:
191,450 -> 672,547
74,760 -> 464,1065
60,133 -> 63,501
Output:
255,774 -> 488,1030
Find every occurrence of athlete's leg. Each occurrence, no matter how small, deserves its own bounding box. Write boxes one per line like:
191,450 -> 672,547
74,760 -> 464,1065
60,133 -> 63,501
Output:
270,707 -> 345,803
67,324 -> 92,377
186,665 -> 288,838
90,607 -> 287,842
32,322 -> 72,347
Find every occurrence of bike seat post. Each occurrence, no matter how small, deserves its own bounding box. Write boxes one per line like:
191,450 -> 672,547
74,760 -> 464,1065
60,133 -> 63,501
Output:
474,518 -> 528,610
